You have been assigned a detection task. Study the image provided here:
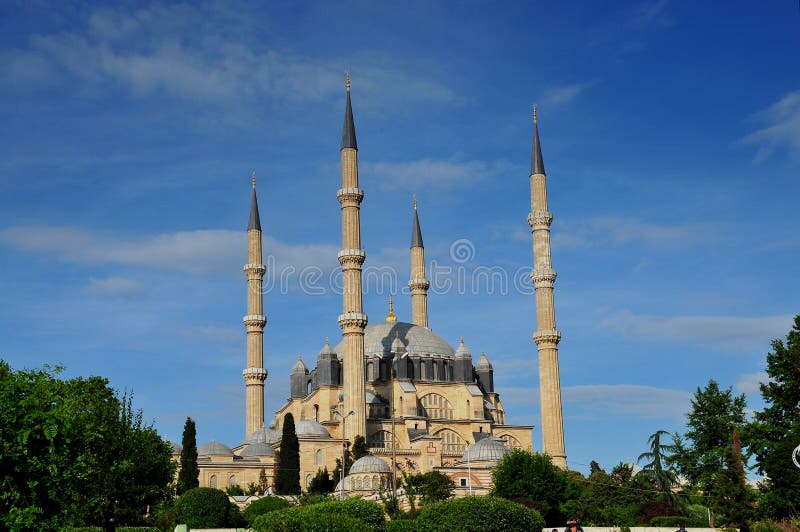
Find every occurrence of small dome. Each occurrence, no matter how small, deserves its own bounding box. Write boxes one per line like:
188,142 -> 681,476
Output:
461,437 -> 509,463
238,442 -> 276,457
318,338 -> 336,358
245,427 -> 281,445
198,440 -> 234,456
291,355 -> 308,374
295,419 -> 330,438
169,441 -> 182,455
349,455 -> 391,474
455,338 -> 471,359
476,351 -> 492,370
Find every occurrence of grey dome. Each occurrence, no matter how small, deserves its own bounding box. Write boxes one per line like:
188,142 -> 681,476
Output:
198,440 -> 234,456
238,442 -> 276,457
461,437 -> 509,463
295,419 -> 330,438
454,338 -> 471,359
245,427 -> 281,445
169,441 -> 182,455
334,322 -> 455,358
349,455 -> 391,474
319,338 -> 336,358
291,355 -> 308,374
476,351 -> 492,369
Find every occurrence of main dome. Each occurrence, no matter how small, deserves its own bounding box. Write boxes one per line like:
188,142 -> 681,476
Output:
334,322 -> 455,357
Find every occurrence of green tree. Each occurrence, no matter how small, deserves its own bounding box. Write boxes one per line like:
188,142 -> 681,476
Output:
403,471 -> 455,505
176,417 -> 199,495
174,487 -> 243,528
491,449 -> 573,523
706,427 -> 753,528
745,315 -> 800,519
309,467 -> 336,493
275,413 -> 301,495
671,379 -> 746,525
258,467 -> 269,494
352,434 -> 369,461
637,430 -> 679,509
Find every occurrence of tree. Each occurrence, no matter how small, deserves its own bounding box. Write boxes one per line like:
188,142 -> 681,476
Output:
671,380 -> 746,525
745,315 -> 800,519
352,435 -> 369,461
174,487 -> 243,529
258,467 -> 269,494
176,417 -> 199,495
403,471 -> 455,505
309,467 -> 336,493
276,413 -> 301,495
637,430 -> 679,509
491,449 -> 573,523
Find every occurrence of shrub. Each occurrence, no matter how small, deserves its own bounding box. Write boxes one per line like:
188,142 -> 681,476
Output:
243,495 -> 293,526
383,520 -> 419,531
651,516 -> 688,527
415,496 -> 544,532
310,498 -> 386,525
251,507 -> 372,532
298,491 -> 330,506
173,487 -> 241,529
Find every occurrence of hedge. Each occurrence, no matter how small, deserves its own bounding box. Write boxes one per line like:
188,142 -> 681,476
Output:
414,496 -> 544,532
251,498 -> 385,532
174,487 -> 243,529
243,495 -> 293,526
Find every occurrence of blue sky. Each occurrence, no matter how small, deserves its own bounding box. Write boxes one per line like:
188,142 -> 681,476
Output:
1,0 -> 799,475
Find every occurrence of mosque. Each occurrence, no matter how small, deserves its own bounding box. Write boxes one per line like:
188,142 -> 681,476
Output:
182,74 -> 567,496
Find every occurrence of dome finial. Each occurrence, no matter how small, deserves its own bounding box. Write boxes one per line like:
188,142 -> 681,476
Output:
532,104 -> 537,124
252,171 -> 256,189
345,71 -> 351,92
413,193 -> 417,210
386,293 -> 397,323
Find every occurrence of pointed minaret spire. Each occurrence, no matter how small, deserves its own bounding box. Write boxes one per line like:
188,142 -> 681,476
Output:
531,105 -> 545,176
342,71 -> 358,150
408,194 -> 430,327
528,105 -> 567,469
248,171 -> 261,231
386,294 -> 398,323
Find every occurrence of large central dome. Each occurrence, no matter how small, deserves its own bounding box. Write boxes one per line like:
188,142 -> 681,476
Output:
333,321 -> 455,357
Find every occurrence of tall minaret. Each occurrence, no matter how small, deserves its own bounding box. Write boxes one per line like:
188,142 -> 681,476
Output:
337,72 -> 368,439
528,106 -> 567,469
243,172 -> 268,437
409,195 -> 430,328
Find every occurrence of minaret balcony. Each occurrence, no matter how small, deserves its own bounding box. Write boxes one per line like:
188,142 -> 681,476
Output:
338,249 -> 366,266
528,210 -> 553,229
408,278 -> 430,291
533,329 -> 561,346
530,268 -> 557,287
243,263 -> 267,275
337,187 -> 364,205
243,314 -> 267,329
242,367 -> 268,381
338,312 -> 368,330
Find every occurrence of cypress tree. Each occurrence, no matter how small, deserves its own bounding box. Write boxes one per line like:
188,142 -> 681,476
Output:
176,417 -> 199,495
276,413 -> 301,495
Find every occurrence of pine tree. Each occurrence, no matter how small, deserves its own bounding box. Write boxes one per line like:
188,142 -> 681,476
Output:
258,467 -> 268,494
745,315 -> 800,518
275,413 -> 301,495
176,417 -> 199,495
352,435 -> 369,461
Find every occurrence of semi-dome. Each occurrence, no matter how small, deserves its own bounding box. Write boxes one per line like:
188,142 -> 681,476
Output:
198,440 -> 234,456
461,437 -> 509,463
349,455 -> 391,474
245,426 -> 282,445
295,419 -> 330,438
238,442 -> 276,457
334,322 -> 455,358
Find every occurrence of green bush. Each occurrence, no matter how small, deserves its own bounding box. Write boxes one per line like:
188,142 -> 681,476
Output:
298,491 -> 330,506
174,487 -> 241,529
383,520 -> 419,531
651,516 -> 688,527
252,508 -> 372,532
243,495 -> 293,525
415,496 -> 544,532
61,528 -> 159,531
311,499 -> 385,525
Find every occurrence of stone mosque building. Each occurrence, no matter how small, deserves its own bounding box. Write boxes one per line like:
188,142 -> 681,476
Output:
184,75 -> 567,496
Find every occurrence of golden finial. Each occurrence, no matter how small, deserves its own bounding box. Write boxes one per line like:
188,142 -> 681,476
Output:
252,171 -> 256,189
345,71 -> 351,92
413,194 -> 417,210
532,104 -> 538,124
386,293 -> 397,323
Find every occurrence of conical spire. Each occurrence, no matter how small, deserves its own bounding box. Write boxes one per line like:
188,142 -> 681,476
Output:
455,337 -> 472,359
476,351 -> 493,369
531,105 -> 545,176
291,355 -> 307,374
410,194 -> 424,248
341,72 -> 358,150
248,172 -> 261,231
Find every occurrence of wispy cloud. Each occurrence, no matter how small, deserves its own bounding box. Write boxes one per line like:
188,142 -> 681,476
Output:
600,310 -> 794,352
83,276 -> 141,296
737,371 -> 769,395
554,216 -> 717,249
541,83 -> 589,106
365,158 -> 513,192
565,384 -> 690,418
742,89 -> 800,162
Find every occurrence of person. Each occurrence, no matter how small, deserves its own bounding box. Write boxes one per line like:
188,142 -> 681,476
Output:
565,517 -> 584,532
675,522 -> 688,532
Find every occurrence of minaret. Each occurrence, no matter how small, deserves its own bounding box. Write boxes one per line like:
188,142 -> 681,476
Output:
337,72 -> 368,439
528,106 -> 567,468
408,195 -> 430,327
243,172 -> 268,437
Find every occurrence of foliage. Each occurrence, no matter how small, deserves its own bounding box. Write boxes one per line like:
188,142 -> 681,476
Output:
276,413 -> 301,495
176,417 -> 199,495
308,467 -> 336,493
414,496 -> 544,531
402,471 -> 455,505
258,467 -> 269,493
491,449 -> 572,523
298,491 -> 330,506
637,430 -> 679,509
650,515 -> 688,527
383,520 -> 419,531
251,498 -> 384,532
173,487 -> 242,529
745,315 -> 800,519
245,482 -> 260,495
242,495 -> 292,526
352,434 -> 370,461
225,483 -> 245,495
0,361 -> 175,531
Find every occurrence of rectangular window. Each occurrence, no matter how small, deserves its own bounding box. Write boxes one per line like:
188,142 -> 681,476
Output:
460,478 -> 467,487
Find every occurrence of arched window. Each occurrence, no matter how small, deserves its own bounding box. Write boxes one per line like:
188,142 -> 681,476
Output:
368,430 -> 395,449
407,359 -> 414,379
316,449 -> 324,465
364,476 -> 371,489
418,393 -> 454,419
306,474 -> 312,487
306,379 -> 312,395
209,475 -> 217,488
432,361 -> 438,381
313,404 -> 319,422
372,475 -> 378,490
499,434 -> 521,449
356,477 -> 362,489
436,429 -> 467,455
229,475 -> 238,488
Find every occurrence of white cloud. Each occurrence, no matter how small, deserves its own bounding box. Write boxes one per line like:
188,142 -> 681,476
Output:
83,276 -> 141,296
601,310 -> 794,352
564,384 -> 690,418
737,371 -> 769,394
541,84 -> 588,106
365,158 -> 512,192
742,89 -> 800,162
554,216 -> 716,249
